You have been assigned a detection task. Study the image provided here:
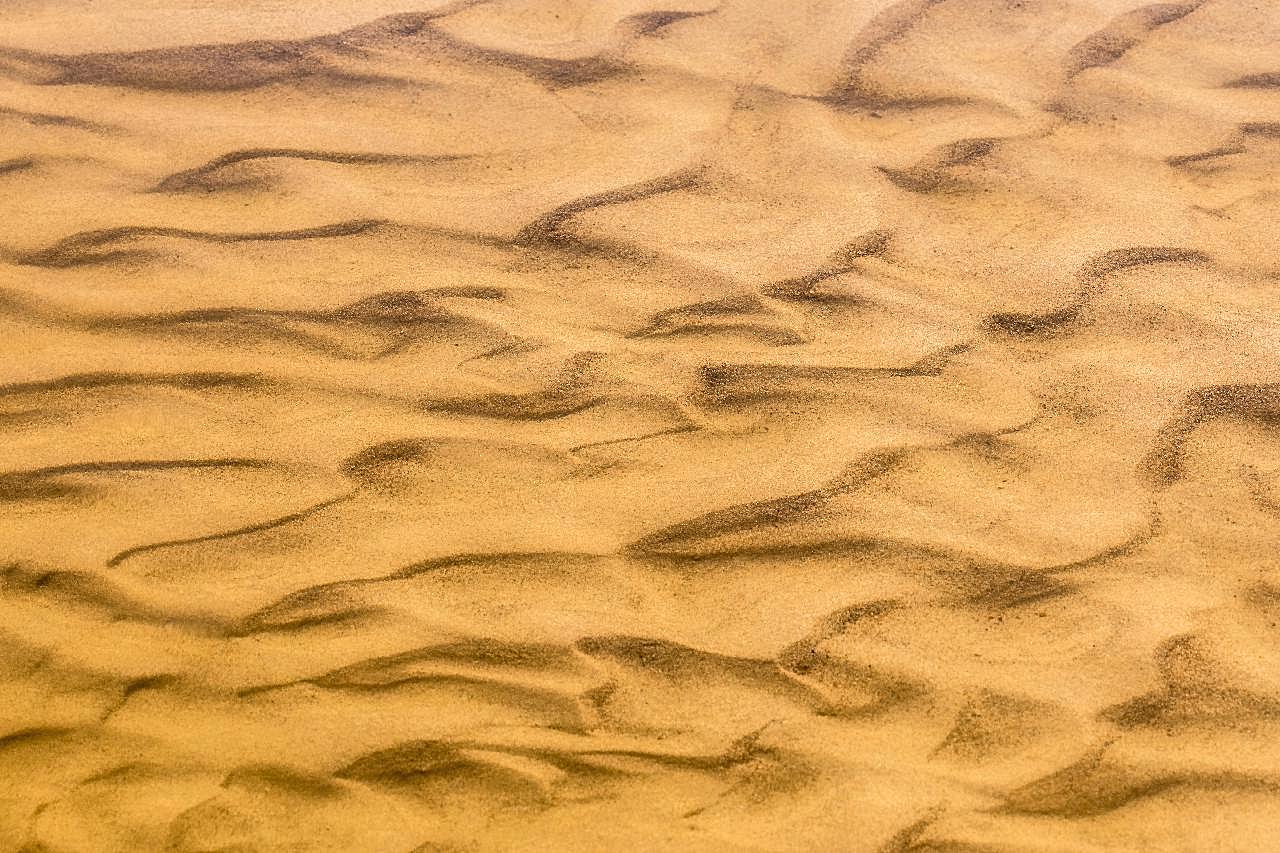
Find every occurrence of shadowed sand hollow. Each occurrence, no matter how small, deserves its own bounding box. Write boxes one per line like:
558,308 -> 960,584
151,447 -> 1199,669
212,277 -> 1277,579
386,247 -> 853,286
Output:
2,0 -> 1280,850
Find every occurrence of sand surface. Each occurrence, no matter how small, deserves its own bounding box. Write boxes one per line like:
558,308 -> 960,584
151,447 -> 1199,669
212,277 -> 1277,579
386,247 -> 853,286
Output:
2,0 -> 1279,850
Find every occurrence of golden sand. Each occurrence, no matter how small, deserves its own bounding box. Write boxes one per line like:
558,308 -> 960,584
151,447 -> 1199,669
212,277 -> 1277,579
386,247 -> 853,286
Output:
1,0 -> 1279,849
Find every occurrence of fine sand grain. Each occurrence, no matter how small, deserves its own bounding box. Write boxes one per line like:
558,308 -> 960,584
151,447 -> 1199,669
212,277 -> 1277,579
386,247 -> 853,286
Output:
2,1 -> 1280,850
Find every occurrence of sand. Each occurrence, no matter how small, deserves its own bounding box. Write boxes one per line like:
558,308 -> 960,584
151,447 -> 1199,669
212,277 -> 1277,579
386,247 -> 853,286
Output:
1,0 -> 1279,850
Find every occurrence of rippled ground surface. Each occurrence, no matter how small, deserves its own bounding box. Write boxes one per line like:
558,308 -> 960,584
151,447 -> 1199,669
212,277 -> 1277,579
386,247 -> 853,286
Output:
2,1 -> 1279,850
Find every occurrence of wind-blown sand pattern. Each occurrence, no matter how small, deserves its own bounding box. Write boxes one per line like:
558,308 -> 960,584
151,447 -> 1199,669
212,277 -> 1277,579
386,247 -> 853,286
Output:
1,0 -> 1279,849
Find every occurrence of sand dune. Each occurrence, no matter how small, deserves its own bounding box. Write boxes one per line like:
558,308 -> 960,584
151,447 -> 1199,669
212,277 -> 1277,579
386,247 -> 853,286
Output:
2,0 -> 1279,850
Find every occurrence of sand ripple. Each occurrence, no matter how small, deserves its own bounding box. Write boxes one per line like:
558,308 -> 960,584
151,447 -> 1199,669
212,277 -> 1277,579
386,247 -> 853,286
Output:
2,0 -> 1279,849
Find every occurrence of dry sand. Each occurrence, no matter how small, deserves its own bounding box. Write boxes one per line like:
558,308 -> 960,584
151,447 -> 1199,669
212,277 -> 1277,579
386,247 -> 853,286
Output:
2,0 -> 1279,850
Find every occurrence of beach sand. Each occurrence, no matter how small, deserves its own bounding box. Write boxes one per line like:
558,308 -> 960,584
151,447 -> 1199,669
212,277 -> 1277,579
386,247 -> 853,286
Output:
1,0 -> 1279,849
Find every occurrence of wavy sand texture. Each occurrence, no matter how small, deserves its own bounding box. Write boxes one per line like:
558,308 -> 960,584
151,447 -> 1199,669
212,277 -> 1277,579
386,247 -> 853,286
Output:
2,0 -> 1279,850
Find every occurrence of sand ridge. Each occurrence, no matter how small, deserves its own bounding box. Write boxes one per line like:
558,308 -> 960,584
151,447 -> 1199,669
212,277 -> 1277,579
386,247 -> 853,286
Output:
1,0 -> 1279,850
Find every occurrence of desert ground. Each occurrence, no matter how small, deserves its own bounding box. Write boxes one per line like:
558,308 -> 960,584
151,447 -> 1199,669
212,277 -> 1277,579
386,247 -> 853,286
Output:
1,0 -> 1279,850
